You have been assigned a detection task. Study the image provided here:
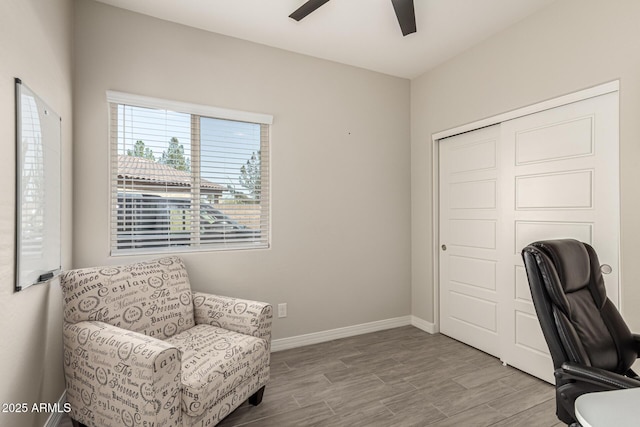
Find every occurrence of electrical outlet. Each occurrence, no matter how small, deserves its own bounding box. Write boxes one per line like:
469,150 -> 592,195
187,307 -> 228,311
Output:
278,303 -> 287,318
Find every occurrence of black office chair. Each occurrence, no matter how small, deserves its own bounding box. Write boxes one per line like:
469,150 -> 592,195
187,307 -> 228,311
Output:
522,239 -> 640,425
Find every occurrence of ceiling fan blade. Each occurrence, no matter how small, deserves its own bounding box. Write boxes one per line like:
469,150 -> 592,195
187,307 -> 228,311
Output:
289,0 -> 331,21
391,0 -> 416,36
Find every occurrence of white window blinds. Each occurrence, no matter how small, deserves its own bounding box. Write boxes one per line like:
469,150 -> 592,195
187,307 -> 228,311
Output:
108,92 -> 271,254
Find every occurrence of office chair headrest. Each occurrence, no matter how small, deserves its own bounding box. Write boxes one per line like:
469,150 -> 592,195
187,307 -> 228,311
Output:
532,239 -> 591,293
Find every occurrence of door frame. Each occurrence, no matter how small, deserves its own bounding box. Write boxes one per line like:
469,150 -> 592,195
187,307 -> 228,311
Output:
430,80 -> 621,333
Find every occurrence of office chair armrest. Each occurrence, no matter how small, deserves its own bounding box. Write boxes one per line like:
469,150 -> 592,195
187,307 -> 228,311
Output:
559,362 -> 640,389
193,292 -> 273,346
631,334 -> 640,355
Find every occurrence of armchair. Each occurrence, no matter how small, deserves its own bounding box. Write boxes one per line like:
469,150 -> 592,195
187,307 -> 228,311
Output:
522,239 -> 640,425
60,256 -> 272,427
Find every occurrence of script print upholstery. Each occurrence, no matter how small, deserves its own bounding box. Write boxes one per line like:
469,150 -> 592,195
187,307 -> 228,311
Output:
60,256 -> 272,427
166,324 -> 270,419
62,321 -> 183,427
61,256 -> 195,340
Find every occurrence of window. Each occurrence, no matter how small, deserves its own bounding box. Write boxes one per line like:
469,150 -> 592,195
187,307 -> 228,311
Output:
108,92 -> 271,254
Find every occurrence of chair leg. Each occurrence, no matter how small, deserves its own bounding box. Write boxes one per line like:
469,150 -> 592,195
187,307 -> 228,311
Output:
248,386 -> 266,406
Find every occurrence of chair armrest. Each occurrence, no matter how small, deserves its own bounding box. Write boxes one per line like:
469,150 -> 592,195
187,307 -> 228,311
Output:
632,334 -> 640,355
193,292 -> 273,345
559,362 -> 640,390
63,321 -> 182,427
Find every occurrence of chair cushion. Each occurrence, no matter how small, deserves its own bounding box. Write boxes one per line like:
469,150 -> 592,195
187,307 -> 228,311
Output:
527,239 -> 637,373
166,324 -> 270,417
60,256 -> 195,340
537,239 -> 591,293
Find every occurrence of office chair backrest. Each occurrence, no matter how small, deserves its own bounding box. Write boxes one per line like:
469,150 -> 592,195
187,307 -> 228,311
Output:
522,239 -> 635,374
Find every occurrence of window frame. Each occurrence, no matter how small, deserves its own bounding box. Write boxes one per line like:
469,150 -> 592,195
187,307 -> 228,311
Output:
107,91 -> 273,256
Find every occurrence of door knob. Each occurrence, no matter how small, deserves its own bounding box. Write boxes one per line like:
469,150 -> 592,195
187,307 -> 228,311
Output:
600,264 -> 612,274
441,244 -> 447,251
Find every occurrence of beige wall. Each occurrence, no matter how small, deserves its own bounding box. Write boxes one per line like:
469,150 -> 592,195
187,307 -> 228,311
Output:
73,0 -> 411,340
411,0 -> 640,329
0,0 -> 73,426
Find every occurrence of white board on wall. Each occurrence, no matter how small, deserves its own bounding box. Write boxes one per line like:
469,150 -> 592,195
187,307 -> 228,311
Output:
15,78 -> 61,291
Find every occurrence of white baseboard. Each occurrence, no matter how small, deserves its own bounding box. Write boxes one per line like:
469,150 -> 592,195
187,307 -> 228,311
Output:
271,316 -> 413,352
44,390 -> 66,427
410,315 -> 437,334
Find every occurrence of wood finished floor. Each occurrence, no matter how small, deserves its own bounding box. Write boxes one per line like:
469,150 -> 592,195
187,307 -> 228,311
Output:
59,326 -> 563,427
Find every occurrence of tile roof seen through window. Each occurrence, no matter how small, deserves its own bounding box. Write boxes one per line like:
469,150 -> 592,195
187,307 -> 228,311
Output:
117,155 -> 225,192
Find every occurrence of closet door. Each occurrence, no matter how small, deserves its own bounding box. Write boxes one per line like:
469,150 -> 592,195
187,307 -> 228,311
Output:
499,92 -> 619,382
438,91 -> 619,382
439,125 -> 502,357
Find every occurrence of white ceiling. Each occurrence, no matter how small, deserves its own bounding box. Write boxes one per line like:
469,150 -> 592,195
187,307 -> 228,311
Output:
94,0 -> 557,79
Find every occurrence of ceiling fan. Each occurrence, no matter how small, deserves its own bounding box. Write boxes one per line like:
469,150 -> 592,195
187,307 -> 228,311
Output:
289,0 -> 417,37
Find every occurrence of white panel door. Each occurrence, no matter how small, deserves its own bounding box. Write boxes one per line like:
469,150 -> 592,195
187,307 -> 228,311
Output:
438,91 -> 619,383
439,125 -> 501,357
499,92 -> 619,382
